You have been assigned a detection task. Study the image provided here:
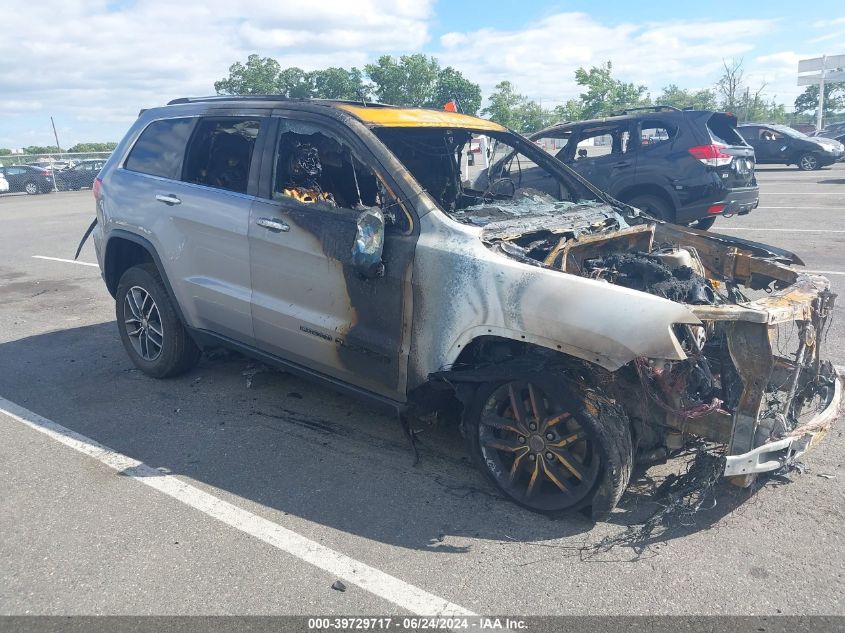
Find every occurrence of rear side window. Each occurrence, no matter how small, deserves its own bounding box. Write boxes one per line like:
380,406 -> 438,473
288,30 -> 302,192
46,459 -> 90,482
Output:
182,118 -> 261,194
707,114 -> 745,146
639,119 -> 676,148
125,118 -> 195,179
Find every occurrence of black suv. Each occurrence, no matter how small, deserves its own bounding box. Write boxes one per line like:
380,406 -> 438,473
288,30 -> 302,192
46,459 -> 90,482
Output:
531,106 -> 758,230
738,123 -> 845,170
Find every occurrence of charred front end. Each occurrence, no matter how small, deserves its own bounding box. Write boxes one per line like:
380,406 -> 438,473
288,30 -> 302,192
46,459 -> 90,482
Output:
483,209 -> 841,479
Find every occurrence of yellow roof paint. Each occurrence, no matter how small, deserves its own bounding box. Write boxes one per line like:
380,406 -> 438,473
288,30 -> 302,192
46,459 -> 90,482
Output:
337,104 -> 506,132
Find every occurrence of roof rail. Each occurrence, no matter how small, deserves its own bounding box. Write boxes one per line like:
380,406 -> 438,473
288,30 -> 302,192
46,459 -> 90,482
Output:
608,105 -> 682,116
166,95 -> 395,108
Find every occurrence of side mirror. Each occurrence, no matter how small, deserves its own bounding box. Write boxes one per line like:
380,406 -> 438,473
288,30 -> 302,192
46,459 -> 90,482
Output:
577,148 -> 588,159
351,207 -> 385,279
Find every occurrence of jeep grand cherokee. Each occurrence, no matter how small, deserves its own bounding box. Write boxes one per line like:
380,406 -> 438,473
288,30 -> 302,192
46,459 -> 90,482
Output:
83,97 -> 841,518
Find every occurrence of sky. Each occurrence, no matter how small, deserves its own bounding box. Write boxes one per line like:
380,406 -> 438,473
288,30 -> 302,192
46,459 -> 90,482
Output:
1,0 -> 844,149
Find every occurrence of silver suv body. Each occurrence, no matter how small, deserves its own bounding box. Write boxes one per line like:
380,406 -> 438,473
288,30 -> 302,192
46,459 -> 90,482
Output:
89,97 -> 841,517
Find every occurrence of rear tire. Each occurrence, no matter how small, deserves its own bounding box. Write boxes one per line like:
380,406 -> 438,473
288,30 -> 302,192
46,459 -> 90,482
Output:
24,181 -> 39,195
116,264 -> 201,378
798,153 -> 819,171
627,194 -> 674,222
689,216 -> 716,231
464,373 -> 632,520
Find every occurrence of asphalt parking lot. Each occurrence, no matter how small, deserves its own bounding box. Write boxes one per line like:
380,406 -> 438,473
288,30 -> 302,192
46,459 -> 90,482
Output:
1,164 -> 844,617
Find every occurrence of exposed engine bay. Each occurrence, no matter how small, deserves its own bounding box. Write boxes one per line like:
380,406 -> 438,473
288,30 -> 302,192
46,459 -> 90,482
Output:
482,203 -> 839,476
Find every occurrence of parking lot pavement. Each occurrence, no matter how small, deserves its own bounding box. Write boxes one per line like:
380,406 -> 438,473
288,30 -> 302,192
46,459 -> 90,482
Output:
1,167 -> 844,616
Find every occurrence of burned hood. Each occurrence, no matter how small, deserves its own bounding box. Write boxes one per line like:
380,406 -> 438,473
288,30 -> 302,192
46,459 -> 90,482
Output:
473,201 -> 630,243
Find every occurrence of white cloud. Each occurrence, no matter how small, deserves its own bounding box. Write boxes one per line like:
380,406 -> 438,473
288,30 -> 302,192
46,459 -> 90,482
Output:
436,13 -> 781,107
0,0 -> 433,146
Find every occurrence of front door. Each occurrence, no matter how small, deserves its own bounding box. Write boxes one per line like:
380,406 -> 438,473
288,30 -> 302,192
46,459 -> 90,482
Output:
248,115 -> 417,399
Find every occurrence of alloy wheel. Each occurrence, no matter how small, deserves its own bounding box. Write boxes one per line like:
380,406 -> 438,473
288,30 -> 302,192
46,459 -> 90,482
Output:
123,286 -> 164,361
478,381 -> 601,511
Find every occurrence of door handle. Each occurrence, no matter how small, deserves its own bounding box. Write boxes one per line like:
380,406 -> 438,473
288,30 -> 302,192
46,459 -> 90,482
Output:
256,217 -> 290,232
155,194 -> 181,206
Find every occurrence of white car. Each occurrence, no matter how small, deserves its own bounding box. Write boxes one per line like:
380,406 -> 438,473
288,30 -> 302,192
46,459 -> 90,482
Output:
0,172 -> 9,193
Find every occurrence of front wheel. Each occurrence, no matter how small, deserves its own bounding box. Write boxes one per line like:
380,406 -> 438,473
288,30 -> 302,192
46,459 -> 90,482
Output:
464,374 -> 632,519
798,153 -> 819,171
116,264 -> 201,378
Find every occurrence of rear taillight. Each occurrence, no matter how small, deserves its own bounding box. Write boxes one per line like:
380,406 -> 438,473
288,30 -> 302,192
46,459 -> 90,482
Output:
40,170 -> 50,177
688,144 -> 732,167
92,177 -> 102,199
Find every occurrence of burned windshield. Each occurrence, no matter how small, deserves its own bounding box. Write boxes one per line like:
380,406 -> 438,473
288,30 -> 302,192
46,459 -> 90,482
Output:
373,128 -> 599,224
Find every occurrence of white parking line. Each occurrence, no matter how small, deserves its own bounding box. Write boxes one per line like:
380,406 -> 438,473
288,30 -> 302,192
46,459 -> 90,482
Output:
758,206 -> 843,210
723,228 -> 845,233
0,396 -> 476,617
32,255 -> 98,267
806,270 -> 845,276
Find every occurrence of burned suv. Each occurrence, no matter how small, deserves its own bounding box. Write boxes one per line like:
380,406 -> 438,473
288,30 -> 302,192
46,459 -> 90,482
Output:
86,97 -> 840,518
530,106 -> 759,231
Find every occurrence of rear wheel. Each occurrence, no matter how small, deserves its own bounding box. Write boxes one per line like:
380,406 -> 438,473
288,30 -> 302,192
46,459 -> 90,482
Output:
116,264 -> 201,378
24,181 -> 39,195
464,373 -> 632,519
627,194 -> 673,222
798,153 -> 819,171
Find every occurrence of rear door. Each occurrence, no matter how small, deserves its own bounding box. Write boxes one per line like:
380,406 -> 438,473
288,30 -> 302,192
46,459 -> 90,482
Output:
109,111 -> 268,345
560,121 -> 637,196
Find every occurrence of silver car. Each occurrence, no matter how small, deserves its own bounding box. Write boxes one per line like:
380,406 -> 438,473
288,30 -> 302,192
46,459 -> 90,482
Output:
85,97 -> 841,518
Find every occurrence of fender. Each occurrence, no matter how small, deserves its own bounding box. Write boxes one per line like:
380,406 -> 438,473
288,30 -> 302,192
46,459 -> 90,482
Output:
103,229 -> 189,326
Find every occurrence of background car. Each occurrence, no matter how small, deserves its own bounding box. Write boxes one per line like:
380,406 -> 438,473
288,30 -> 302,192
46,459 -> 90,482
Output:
55,159 -> 107,190
0,165 -> 55,194
529,106 -> 758,230
738,123 -> 844,170
0,172 -> 9,193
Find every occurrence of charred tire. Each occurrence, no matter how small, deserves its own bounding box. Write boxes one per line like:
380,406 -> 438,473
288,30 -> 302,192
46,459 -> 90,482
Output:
798,153 -> 820,171
627,194 -> 673,223
689,216 -> 716,231
115,263 -> 200,378
464,374 -> 632,520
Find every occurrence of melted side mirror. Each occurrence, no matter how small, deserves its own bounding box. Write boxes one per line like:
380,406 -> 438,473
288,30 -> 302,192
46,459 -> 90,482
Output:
351,207 -> 385,279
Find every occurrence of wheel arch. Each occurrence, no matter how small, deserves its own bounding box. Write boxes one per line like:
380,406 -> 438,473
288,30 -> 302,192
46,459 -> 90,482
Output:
616,184 -> 677,217
103,230 -> 188,326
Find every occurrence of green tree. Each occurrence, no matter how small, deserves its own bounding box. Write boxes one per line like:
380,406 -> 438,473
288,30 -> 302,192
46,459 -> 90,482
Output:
481,81 -> 524,129
277,67 -> 314,98
574,62 -> 650,118
551,99 -> 584,124
657,84 -> 718,110
23,145 -> 60,154
365,54 -> 439,107
431,66 -> 482,115
794,82 -> 845,118
67,142 -> 117,153
311,67 -> 368,100
0,148 -> 11,156
214,54 -> 282,95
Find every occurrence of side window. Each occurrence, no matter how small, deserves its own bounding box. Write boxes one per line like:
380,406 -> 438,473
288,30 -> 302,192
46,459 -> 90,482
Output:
269,120 -> 410,233
533,130 -> 573,161
182,118 -> 261,194
125,118 -> 195,179
738,127 -> 755,142
639,119 -> 676,148
759,128 -> 783,141
574,125 -> 631,160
